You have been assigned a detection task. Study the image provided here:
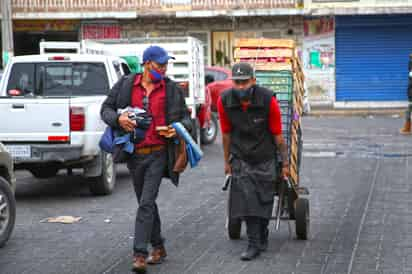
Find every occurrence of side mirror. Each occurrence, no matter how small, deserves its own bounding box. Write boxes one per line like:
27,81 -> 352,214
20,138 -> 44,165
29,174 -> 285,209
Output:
205,75 -> 215,85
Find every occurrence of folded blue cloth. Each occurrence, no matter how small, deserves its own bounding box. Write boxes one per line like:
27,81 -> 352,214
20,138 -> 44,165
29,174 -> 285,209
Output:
99,126 -> 115,153
114,133 -> 134,154
171,122 -> 203,168
130,128 -> 146,144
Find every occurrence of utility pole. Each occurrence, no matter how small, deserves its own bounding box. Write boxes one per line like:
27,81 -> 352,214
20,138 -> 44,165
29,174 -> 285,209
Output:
1,0 -> 14,69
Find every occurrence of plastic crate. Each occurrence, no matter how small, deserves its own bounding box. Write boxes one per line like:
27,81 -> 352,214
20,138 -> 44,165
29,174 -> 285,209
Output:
275,92 -> 293,101
260,84 -> 292,93
256,70 -> 293,77
256,71 -> 293,86
257,77 -> 293,86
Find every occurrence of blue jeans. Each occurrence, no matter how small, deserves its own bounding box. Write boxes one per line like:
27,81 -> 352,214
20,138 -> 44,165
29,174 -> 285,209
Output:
127,150 -> 167,257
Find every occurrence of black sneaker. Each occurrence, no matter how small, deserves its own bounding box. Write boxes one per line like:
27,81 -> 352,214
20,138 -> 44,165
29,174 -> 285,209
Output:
240,246 -> 261,261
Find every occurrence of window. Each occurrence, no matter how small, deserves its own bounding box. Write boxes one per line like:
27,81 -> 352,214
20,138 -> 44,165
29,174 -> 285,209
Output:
6,63 -> 35,95
113,61 -> 122,79
7,62 -> 109,97
121,63 -> 131,75
206,68 -> 229,82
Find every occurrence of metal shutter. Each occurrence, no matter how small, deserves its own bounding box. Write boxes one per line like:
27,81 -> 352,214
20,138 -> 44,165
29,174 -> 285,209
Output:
336,15 -> 412,101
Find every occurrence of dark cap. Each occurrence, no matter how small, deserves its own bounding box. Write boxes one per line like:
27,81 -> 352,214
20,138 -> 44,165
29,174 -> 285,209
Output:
143,45 -> 175,65
231,62 -> 255,80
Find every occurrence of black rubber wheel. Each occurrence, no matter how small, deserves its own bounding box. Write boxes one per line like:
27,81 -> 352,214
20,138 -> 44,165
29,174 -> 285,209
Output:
227,180 -> 241,240
89,152 -> 116,196
29,166 -> 59,179
295,198 -> 309,240
287,187 -> 297,220
0,176 -> 16,248
201,113 -> 218,145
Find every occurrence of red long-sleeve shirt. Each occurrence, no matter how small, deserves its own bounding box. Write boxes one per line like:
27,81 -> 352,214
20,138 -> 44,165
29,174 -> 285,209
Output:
217,96 -> 282,135
131,74 -> 167,148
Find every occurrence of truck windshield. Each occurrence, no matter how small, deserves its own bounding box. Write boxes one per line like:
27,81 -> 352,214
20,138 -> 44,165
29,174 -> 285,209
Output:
6,62 -> 109,96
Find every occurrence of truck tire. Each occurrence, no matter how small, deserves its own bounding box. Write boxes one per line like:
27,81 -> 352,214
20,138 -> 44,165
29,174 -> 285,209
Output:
89,152 -> 116,196
29,166 -> 59,179
201,113 -> 218,145
0,176 -> 16,248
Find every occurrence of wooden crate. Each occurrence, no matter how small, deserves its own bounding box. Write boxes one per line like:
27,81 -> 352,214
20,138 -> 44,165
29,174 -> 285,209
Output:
235,38 -> 296,49
294,93 -> 303,116
233,38 -> 304,186
290,164 -> 299,187
234,48 -> 294,59
249,62 -> 293,71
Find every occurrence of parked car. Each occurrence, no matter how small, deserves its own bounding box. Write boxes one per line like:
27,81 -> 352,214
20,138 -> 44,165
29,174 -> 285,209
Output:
205,66 -> 232,112
0,53 -> 130,196
0,142 -> 16,248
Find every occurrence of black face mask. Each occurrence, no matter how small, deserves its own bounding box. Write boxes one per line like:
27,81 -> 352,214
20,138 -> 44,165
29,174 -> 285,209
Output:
233,86 -> 254,101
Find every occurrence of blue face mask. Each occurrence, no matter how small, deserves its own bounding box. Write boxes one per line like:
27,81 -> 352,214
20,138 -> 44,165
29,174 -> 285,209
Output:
149,68 -> 164,83
233,86 -> 254,101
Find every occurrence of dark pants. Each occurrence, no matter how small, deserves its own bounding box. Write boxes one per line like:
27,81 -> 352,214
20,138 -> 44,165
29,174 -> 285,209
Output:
245,217 -> 270,248
127,150 -> 167,257
405,102 -> 412,122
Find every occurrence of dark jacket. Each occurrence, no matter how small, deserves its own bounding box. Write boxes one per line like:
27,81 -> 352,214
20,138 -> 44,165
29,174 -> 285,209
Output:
100,73 -> 193,186
408,77 -> 412,101
220,85 -> 277,164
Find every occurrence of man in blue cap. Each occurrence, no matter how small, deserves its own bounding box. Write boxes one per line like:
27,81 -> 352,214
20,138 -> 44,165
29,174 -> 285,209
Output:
101,45 -> 192,273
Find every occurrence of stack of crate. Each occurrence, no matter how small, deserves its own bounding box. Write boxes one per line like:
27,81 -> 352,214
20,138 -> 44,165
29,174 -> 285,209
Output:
234,38 -> 305,186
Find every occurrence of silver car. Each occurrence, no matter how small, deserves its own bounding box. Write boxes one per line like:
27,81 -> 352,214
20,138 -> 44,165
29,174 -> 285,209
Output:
0,142 -> 16,247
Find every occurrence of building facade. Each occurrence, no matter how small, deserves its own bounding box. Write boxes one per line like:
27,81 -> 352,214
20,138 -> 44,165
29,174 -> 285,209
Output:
306,0 -> 412,107
2,0 -> 412,107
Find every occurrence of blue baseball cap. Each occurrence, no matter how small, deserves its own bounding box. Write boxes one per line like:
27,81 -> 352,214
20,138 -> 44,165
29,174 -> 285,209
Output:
142,46 -> 175,65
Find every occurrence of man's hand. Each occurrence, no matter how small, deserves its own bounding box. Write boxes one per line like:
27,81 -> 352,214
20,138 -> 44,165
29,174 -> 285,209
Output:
157,126 -> 177,138
224,161 -> 232,175
118,112 -> 136,132
281,165 -> 290,180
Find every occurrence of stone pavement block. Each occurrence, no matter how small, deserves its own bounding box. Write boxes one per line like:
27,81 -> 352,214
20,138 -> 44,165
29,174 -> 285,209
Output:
3,117 -> 412,274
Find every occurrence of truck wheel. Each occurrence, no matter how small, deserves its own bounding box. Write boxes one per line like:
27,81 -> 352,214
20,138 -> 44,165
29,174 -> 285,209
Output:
29,166 -> 59,179
201,113 -> 218,145
0,176 -> 16,248
89,152 -> 116,196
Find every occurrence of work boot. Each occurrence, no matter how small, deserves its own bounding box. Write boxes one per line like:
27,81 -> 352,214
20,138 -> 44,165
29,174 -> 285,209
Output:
260,226 -> 269,252
242,217 -> 261,261
400,121 -> 412,135
132,255 -> 147,273
147,246 -> 167,265
240,245 -> 261,261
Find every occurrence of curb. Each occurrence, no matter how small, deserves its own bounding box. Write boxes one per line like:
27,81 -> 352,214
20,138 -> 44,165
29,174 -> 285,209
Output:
307,108 -> 405,117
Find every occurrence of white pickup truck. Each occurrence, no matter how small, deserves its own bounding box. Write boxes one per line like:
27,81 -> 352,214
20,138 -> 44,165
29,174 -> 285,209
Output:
0,53 -> 131,195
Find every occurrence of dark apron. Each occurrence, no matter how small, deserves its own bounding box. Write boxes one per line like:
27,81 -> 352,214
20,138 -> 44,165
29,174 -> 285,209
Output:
229,157 -> 278,219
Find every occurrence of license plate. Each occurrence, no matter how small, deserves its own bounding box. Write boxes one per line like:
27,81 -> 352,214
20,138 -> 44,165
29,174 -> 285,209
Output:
5,145 -> 31,159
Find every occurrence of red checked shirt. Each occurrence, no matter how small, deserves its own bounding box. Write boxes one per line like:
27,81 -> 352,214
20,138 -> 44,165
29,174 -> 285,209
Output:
217,96 -> 282,135
131,74 -> 167,148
